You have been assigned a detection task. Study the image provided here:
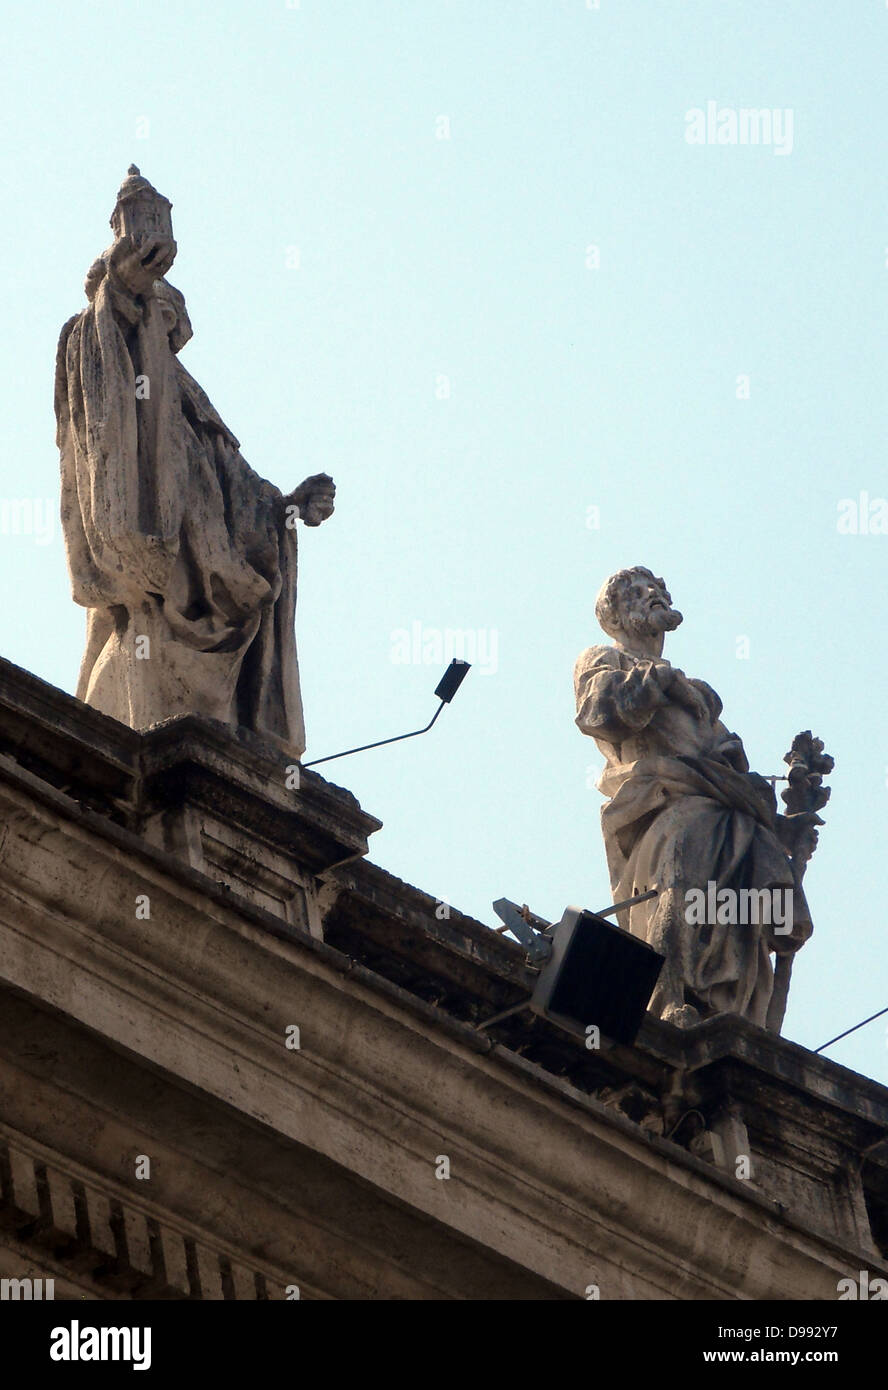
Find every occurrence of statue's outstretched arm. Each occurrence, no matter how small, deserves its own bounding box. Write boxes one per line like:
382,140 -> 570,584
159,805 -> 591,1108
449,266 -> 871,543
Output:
280,474 -> 336,528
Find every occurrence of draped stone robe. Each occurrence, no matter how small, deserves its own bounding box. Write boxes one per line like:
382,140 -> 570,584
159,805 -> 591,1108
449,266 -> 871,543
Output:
55,257 -> 305,755
574,644 -> 811,1026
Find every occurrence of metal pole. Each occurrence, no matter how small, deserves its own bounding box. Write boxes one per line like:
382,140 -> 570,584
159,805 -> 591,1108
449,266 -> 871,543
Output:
474,1000 -> 531,1032
303,701 -> 446,768
815,1004 -> 888,1054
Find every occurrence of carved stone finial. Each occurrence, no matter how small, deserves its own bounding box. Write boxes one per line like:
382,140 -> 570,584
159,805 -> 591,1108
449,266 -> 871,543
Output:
776,731 -> 834,872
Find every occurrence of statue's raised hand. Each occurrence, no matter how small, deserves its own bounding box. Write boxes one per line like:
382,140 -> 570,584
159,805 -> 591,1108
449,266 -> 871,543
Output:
281,474 -> 336,528
109,235 -> 178,298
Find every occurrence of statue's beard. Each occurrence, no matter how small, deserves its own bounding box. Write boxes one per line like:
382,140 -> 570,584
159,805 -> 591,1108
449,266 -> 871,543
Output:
623,604 -> 683,638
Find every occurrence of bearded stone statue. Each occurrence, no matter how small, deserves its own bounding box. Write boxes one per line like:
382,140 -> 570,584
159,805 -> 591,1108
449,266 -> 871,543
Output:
54,167 -> 333,758
574,566 -> 817,1031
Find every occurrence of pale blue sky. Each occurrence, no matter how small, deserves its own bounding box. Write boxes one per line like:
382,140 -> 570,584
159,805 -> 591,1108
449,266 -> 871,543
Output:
2,0 -> 887,1079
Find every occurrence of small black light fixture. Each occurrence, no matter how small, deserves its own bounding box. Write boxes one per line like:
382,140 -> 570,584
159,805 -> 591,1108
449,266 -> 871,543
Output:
303,659 -> 471,769
433,659 -> 471,704
479,892 -> 664,1046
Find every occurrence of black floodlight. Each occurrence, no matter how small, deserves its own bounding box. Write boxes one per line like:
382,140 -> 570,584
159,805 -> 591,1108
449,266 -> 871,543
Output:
531,907 -> 664,1044
435,659 -> 470,703
303,660 -> 471,768
480,890 -> 663,1046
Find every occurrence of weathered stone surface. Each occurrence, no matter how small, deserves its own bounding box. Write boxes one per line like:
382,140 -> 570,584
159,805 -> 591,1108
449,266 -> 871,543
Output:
575,566 -> 828,1032
54,167 -> 334,757
0,658 -> 885,1299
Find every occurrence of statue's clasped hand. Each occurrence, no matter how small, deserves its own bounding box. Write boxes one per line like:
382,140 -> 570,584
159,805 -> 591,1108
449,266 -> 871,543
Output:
110,235 -> 178,298
281,473 -> 336,528
656,664 -> 710,722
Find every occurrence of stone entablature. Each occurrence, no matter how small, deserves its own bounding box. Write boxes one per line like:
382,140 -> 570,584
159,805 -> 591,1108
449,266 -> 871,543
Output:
0,655 -> 886,1299
0,1125 -> 289,1300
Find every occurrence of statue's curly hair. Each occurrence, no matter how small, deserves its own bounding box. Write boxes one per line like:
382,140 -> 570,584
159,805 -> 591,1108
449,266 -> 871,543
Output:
595,566 -> 663,638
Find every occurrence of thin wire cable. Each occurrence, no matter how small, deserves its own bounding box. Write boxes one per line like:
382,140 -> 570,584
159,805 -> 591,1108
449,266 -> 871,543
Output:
815,1005 -> 888,1054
